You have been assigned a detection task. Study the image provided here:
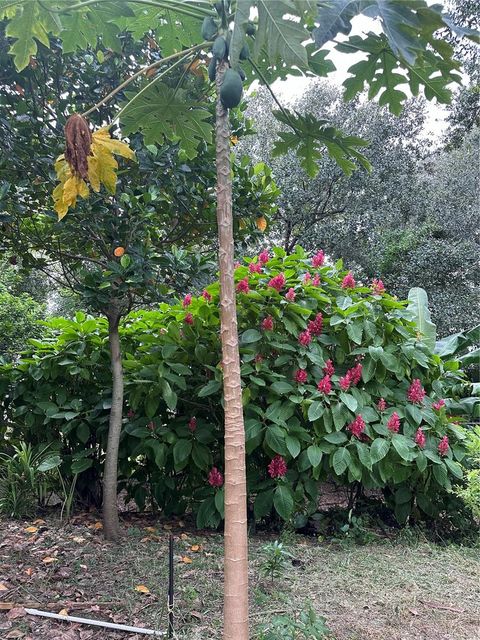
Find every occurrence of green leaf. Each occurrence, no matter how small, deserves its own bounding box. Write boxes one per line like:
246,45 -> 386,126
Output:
273,484 -> 294,520
5,1 -> 57,71
332,447 -> 351,475
407,287 -> 437,351
308,401 -> 324,422
432,462 -> 448,487
395,486 -> 412,505
265,426 -> 287,455
285,435 -> 301,458
392,434 -> 414,461
162,380 -> 177,411
215,487 -> 225,518
271,381 -> 294,395
307,445 -> 322,468
145,393 -> 160,418
241,329 -> 262,344
192,442 -> 212,470
77,422 -> 90,444
230,0 -> 252,69
121,84 -> 213,159
272,109 -> 371,178
37,455 -> 61,472
173,439 -> 192,467
340,392 -> 358,412
196,496 -> 218,529
198,380 -> 222,397
416,451 -> 427,473
324,431 -> 348,444
346,322 -> 363,345
254,1 -> 309,69
71,458 -> 93,474
444,458 -> 463,480
370,438 -> 390,464
355,441 -> 372,470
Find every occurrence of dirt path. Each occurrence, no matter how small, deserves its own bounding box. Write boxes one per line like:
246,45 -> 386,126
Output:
1,516 -> 479,639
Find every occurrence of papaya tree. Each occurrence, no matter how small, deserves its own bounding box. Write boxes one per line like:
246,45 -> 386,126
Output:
1,1 -> 477,637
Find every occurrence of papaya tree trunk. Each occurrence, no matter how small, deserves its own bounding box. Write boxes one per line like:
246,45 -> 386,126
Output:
103,307 -> 124,541
215,60 -> 249,640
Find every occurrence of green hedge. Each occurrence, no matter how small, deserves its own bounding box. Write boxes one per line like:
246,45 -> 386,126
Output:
0,247 -> 471,526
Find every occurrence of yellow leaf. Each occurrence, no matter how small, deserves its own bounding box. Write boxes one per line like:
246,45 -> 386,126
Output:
33,519 -> 46,525
87,155 -> 101,192
238,218 -> 246,230
256,216 -> 267,232
58,609 -> 69,616
230,135 -> 239,145
92,128 -> 136,161
25,568 -> 33,576
134,585 -> 150,594
42,557 -> 56,564
144,526 -> 157,533
92,521 -> 103,530
72,536 -> 85,544
181,556 -> 193,564
190,545 -> 201,552
24,526 -> 38,533
0,583 -> 8,591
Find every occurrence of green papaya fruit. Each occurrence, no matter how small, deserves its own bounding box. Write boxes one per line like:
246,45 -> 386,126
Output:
246,22 -> 256,36
239,43 -> 249,60
220,69 -> 243,109
201,16 -> 218,41
212,36 -> 227,61
208,56 -> 217,82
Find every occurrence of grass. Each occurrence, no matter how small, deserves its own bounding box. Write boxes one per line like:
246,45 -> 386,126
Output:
0,514 -> 479,639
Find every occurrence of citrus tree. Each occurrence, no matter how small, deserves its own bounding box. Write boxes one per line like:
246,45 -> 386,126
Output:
1,1 -> 477,637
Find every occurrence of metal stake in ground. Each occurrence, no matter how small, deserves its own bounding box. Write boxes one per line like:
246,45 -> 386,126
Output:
168,533 -> 174,638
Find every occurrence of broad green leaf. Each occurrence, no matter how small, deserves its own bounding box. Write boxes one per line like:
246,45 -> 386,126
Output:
340,392 -> 357,412
254,489 -> 274,518
308,401 -> 324,422
173,438 -> 192,466
323,431 -> 348,444
407,287 -> 437,351
355,441 -> 372,470
332,447 -> 351,475
230,0 -> 252,69
273,484 -> 294,520
307,445 -> 322,468
370,438 -> 390,464
215,487 -> 225,518
432,462 -> 448,487
444,458 -> 463,480
285,435 -> 301,458
254,1 -> 309,69
198,380 -> 222,397
121,84 -> 213,160
241,328 -> 262,344
265,425 -> 287,454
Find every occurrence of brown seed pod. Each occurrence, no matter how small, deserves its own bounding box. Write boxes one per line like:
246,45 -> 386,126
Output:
64,113 -> 92,179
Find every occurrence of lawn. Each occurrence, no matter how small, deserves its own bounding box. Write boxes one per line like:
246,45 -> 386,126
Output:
1,515 -> 479,639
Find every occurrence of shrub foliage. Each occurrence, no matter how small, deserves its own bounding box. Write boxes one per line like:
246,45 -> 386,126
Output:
0,247 -> 471,526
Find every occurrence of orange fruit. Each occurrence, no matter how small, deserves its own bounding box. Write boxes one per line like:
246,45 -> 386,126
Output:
256,216 -> 267,232
114,246 -> 125,257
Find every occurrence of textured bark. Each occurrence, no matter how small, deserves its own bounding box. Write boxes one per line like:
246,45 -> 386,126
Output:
215,60 -> 249,640
103,307 -> 124,541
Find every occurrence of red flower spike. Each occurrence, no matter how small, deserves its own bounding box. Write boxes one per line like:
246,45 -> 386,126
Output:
298,330 -> 312,346
323,359 -> 335,377
285,288 -> 296,302
294,369 -> 308,384
262,316 -> 274,331
407,379 -> 426,404
387,412 -> 400,433
347,415 -> 365,438
438,435 -> 449,457
341,272 -> 356,289
312,250 -> 325,268
415,428 -> 426,448
208,467 -> 224,488
184,313 -> 194,325
317,375 -> 332,394
268,455 -> 287,478
268,273 -> 286,291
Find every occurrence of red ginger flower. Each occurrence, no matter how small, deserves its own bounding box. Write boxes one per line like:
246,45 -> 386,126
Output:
249,262 -> 262,274
202,289 -> 212,302
308,313 -> 323,336
312,274 -> 321,287
303,272 -> 311,283
323,359 -> 335,376
285,288 -> 296,302
349,363 -> 363,385
127,409 -> 135,419
183,293 -> 192,307
312,250 -> 325,267
415,428 -> 426,448
432,399 -> 445,411
377,398 -> 387,412
148,421 -> 155,431
438,435 -> 449,457
317,375 -> 332,394
254,354 -> 263,364
234,261 -> 241,269
387,412 -> 400,433
407,379 -> 426,404
341,272 -> 356,288
348,415 -> 365,438
294,369 -> 308,384
236,277 -> 250,293
208,467 -> 224,488
339,375 -> 351,391
258,250 -> 270,265
188,417 -> 197,432
268,455 -> 287,479
298,330 -> 312,346
262,316 -> 274,331
268,272 -> 286,291
184,313 -> 194,325
371,278 -> 385,295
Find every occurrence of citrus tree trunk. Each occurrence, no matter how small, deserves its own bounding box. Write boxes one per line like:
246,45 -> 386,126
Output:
215,60 -> 249,640
103,307 -> 124,541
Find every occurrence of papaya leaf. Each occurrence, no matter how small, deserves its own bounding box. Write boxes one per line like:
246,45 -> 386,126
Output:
120,84 -> 213,159
272,109 -> 371,178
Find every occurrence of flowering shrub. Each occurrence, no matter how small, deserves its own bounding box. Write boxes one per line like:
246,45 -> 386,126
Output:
0,247 -> 472,527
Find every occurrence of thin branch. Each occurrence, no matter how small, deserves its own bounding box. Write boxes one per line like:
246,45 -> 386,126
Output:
82,43 -> 207,118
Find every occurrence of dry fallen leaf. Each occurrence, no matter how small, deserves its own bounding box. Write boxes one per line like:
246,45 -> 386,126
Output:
72,536 -> 85,543
7,607 -> 26,620
0,582 -> 9,591
181,556 -> 193,564
24,526 -> 38,534
134,585 -> 150,594
190,545 -> 201,552
42,556 -> 56,564
180,533 -> 189,540
33,519 -> 46,525
163,524 -> 172,530
5,630 -> 25,638
93,521 -> 103,530
58,608 -> 69,616
25,568 -> 33,576
144,526 -> 156,533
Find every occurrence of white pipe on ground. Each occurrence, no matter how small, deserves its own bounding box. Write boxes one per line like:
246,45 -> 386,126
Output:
24,608 -> 166,636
